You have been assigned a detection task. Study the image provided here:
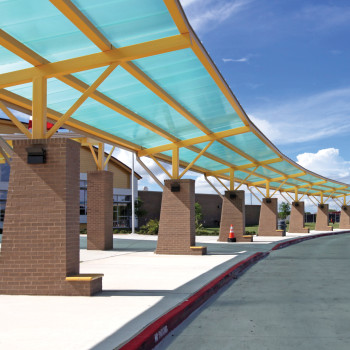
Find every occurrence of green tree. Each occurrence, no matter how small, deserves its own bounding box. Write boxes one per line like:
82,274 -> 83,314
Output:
127,197 -> 147,218
195,202 -> 203,227
279,202 -> 291,219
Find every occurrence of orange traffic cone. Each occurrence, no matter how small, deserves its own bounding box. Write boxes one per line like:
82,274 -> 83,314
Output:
228,224 -> 236,242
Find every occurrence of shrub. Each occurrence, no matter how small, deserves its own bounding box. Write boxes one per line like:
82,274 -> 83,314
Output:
138,219 -> 159,235
113,228 -> 130,234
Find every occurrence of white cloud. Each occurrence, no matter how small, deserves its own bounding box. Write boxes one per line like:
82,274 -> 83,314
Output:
249,87 -> 350,145
223,57 -> 249,63
180,0 -> 253,33
296,148 -> 350,183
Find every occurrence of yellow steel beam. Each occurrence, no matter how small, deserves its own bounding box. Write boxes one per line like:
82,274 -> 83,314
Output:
122,62 -> 212,134
214,176 -> 229,192
251,172 -> 306,186
46,63 -> 118,138
271,179 -> 288,197
279,191 -> 292,205
149,155 -> 172,179
97,143 -> 104,170
0,89 -> 142,151
236,166 -> 259,190
0,101 -> 32,138
138,126 -> 249,157
0,30 -> 179,143
164,1 -> 249,128
0,34 -> 191,88
32,76 -> 47,139
172,147 -> 179,179
283,180 -> 328,192
266,181 -> 270,198
88,144 -> 99,168
103,146 -> 115,168
179,141 -> 214,178
229,169 -> 234,191
0,29 -> 46,66
237,158 -> 282,170
50,0 -> 112,52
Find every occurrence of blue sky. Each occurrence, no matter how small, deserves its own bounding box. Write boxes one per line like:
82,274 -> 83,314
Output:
1,0 -> 350,210
177,0 -> 350,191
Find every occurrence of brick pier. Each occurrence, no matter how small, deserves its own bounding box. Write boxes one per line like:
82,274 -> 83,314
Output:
289,201 -> 309,233
0,138 -> 102,296
87,171 -> 113,250
156,179 -> 206,255
339,205 -> 350,229
258,198 -> 284,236
315,203 -> 333,231
218,191 -> 252,242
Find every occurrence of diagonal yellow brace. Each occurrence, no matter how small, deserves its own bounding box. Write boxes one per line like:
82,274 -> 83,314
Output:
46,63 -> 118,138
214,176 -> 229,191
0,101 -> 32,138
103,146 -> 115,168
179,141 -> 214,178
149,155 -> 172,179
88,144 -> 99,169
270,179 -> 288,197
236,166 -> 259,190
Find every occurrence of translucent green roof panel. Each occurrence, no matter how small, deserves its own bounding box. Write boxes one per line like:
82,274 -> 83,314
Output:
73,0 -> 180,47
224,132 -> 277,162
1,0 -> 349,197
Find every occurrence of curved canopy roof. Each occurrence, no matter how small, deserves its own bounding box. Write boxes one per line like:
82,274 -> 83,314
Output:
0,0 -> 349,200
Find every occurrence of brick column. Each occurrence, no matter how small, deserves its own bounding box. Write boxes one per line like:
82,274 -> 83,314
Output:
258,198 -> 284,236
156,179 -> 206,255
218,191 -> 252,242
0,138 -> 102,296
315,204 -> 332,231
339,205 -> 350,229
289,201 -> 309,233
87,171 -> 113,250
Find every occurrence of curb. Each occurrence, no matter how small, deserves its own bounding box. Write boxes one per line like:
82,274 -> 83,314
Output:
119,230 -> 350,349
118,252 -> 268,350
272,230 -> 350,251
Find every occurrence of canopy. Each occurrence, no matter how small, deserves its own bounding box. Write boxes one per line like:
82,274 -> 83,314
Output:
0,0 -> 349,201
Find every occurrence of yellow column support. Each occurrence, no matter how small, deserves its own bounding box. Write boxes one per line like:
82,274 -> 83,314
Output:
320,192 -> 324,204
295,188 -> 298,202
266,181 -> 270,198
172,146 -> 179,179
344,194 -> 347,205
32,76 -> 47,139
103,146 -> 115,168
97,142 -> 104,171
229,169 -> 234,191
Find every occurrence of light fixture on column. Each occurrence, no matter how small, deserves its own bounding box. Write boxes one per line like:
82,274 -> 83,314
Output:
26,144 -> 46,164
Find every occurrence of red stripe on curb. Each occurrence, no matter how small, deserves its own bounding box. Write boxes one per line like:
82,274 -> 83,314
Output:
272,230 -> 350,251
119,252 -> 268,350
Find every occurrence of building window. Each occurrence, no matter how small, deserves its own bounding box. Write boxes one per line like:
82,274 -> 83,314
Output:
0,190 -> 7,223
113,195 -> 132,228
80,180 -> 87,215
0,163 -> 10,182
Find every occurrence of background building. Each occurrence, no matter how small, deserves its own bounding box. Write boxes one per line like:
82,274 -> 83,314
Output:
0,118 -> 141,231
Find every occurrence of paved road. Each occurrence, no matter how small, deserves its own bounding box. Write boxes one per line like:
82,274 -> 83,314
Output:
158,234 -> 350,350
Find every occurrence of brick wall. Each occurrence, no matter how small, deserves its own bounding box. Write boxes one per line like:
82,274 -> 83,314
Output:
0,138 -> 86,295
339,205 -> 350,229
258,198 -> 283,236
315,204 -> 332,231
87,171 -> 113,250
156,179 -> 205,255
289,201 -> 309,233
218,191 -> 251,242
138,191 -> 260,227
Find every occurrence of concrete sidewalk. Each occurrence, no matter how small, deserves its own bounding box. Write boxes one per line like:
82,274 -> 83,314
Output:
0,231 -> 343,349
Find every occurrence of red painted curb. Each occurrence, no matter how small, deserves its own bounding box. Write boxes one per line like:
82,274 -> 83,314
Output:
119,252 -> 268,350
272,230 -> 350,251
